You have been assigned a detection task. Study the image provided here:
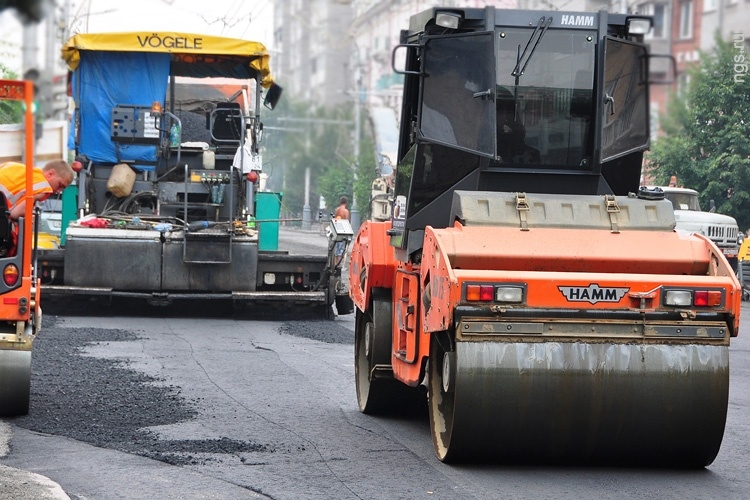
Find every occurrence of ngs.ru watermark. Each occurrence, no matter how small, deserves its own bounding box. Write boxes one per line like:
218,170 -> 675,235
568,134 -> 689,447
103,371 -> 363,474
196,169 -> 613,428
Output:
734,32 -> 747,83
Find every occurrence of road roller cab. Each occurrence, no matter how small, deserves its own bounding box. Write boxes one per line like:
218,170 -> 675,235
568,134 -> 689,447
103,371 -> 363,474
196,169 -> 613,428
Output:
349,7 -> 740,466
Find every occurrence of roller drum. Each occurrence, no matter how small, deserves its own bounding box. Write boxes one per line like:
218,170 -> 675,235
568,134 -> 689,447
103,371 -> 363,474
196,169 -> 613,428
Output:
430,340 -> 728,466
0,350 -> 32,416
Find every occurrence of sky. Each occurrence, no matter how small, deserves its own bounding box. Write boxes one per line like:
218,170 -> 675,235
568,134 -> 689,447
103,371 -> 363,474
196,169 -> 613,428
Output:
1,0 -> 274,74
67,0 -> 274,41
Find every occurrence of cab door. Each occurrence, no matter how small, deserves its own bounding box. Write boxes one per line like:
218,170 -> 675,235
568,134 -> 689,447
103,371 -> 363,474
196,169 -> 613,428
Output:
418,32 -> 497,158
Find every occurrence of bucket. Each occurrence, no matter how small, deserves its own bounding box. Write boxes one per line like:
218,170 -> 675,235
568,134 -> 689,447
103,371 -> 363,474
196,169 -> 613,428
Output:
106,163 -> 136,198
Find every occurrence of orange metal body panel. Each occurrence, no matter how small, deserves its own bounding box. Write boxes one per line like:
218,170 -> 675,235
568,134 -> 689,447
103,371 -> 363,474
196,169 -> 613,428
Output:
420,223 -> 740,335
427,224 -> 712,275
0,79 -> 35,324
391,268 -> 429,385
349,220 -> 398,312
388,263 -> 426,386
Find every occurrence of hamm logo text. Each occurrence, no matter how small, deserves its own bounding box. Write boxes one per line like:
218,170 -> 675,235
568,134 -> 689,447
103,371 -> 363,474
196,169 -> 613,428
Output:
558,284 -> 628,304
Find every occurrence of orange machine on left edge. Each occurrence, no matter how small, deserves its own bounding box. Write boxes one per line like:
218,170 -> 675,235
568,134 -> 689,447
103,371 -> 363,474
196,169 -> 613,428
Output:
0,79 -> 43,416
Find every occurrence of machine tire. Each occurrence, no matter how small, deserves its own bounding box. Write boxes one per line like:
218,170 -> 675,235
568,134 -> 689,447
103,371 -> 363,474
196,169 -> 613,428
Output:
355,295 -> 391,413
0,349 -> 32,417
355,290 -> 407,414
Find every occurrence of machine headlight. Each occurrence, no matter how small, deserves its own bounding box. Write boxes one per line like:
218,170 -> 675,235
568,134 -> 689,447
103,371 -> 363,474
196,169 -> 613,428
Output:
664,290 -> 692,306
626,17 -> 652,35
263,273 -> 276,285
495,286 -> 523,303
435,12 -> 462,29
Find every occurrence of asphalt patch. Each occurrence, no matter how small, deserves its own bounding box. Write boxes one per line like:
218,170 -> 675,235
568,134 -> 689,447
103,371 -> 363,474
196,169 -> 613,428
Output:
11,314 -> 268,464
279,320 -> 354,344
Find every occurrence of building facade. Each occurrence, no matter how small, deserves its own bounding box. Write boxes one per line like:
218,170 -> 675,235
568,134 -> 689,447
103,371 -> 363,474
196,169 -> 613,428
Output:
272,0 -> 354,107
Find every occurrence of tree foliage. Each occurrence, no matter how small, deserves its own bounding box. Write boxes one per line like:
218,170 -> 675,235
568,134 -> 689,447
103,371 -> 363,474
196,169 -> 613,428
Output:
0,63 -> 24,124
648,35 -> 750,230
261,96 -> 376,223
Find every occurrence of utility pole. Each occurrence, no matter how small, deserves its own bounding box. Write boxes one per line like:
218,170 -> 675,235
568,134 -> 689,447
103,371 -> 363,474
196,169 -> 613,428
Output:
302,110 -> 312,230
302,167 -> 312,230
276,116 -> 358,230
350,59 -> 361,233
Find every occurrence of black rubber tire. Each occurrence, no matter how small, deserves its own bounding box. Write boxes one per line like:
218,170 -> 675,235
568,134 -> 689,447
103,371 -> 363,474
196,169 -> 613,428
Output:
354,291 -> 395,414
0,349 -> 32,417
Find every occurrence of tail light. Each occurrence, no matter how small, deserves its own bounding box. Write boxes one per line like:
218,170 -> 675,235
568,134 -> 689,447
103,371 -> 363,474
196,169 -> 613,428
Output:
465,284 -> 524,304
466,285 -> 494,301
663,288 -> 724,308
3,264 -> 19,286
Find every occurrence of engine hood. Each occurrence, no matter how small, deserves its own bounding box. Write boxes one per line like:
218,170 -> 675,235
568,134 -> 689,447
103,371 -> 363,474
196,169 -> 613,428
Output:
674,210 -> 738,226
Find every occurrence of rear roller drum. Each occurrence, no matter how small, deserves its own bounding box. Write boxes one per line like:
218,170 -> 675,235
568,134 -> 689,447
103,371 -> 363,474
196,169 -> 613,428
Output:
0,350 -> 32,417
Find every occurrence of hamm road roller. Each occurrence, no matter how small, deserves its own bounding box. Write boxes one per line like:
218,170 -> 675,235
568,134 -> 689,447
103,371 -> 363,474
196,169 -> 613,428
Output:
349,7 -> 741,466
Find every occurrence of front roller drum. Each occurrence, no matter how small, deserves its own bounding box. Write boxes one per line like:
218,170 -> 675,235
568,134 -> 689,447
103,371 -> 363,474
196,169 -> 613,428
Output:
0,349 -> 32,416
429,339 -> 729,466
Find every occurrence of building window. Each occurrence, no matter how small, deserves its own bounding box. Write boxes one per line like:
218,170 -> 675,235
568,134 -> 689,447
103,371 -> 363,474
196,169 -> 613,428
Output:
704,0 -> 717,11
679,1 -> 693,39
637,3 -> 666,39
677,72 -> 691,96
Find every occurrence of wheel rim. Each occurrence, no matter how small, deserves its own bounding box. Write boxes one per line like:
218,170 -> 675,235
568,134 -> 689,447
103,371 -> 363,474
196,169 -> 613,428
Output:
429,339 -> 456,461
355,311 -> 374,411
442,351 -> 455,394
365,322 -> 372,358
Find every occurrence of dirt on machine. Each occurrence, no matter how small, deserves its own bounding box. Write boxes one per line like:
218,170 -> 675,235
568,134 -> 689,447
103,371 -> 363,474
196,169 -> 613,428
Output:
349,7 -> 741,466
35,32 -> 349,314
0,79 -> 44,416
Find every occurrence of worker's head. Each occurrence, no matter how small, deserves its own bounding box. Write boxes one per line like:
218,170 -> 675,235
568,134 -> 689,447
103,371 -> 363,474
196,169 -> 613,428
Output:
42,160 -> 75,194
339,196 -> 348,206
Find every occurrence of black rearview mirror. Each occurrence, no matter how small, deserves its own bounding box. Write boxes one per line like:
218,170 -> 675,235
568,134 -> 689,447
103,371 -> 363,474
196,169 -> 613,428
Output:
264,83 -> 283,110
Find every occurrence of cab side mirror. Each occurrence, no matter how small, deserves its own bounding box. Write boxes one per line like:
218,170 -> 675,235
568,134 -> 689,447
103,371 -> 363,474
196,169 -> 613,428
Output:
264,83 -> 283,110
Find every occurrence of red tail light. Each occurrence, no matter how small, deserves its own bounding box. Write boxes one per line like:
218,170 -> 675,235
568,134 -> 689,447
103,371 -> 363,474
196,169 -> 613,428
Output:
694,290 -> 722,307
466,284 -> 494,302
4,264 -> 19,286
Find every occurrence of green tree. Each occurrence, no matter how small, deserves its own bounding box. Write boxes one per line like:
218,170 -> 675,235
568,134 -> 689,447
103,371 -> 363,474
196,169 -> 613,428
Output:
0,63 -> 24,124
353,126 -> 377,222
318,162 -> 353,216
318,108 -> 377,221
262,96 -> 376,223
648,35 -> 750,230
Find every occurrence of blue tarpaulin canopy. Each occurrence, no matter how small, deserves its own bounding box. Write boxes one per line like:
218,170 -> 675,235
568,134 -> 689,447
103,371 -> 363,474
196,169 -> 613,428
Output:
71,51 -> 169,169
